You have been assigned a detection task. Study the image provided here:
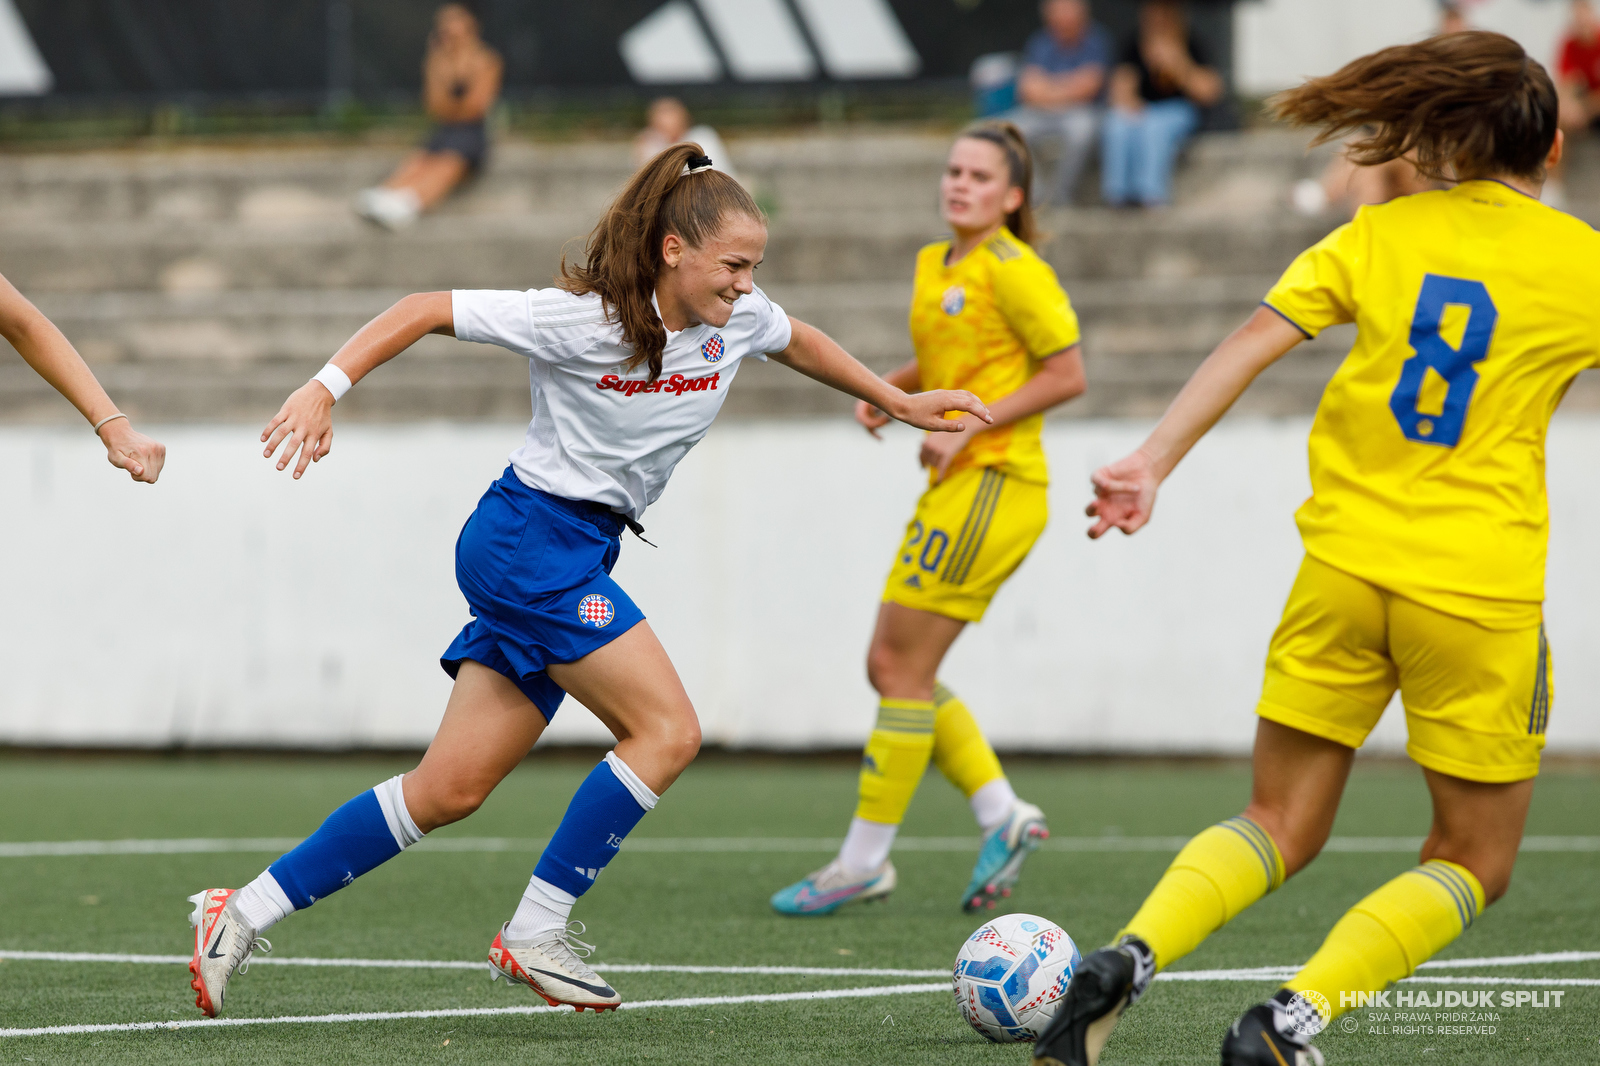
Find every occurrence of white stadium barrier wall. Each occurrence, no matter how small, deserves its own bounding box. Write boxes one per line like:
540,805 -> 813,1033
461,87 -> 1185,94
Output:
0,416 -> 1595,756
1235,0 -> 1568,95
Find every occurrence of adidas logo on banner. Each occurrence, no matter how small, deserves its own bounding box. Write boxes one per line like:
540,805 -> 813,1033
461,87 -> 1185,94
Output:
0,0 -> 51,95
621,0 -> 919,85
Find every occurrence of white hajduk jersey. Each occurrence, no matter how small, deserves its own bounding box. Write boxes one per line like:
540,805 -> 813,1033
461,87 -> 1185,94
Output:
451,286 -> 792,522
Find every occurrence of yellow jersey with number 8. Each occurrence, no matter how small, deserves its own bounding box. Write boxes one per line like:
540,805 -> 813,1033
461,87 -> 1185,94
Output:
908,227 -> 1080,486
1263,181 -> 1600,628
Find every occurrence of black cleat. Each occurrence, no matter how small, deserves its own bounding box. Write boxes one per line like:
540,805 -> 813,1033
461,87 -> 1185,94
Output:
1031,935 -> 1154,1066
1221,992 -> 1327,1065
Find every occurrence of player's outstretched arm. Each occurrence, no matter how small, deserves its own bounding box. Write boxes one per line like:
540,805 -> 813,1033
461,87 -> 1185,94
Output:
771,317 -> 991,433
0,272 -> 165,483
920,345 -> 1086,480
262,291 -> 454,479
854,357 -> 921,439
1087,307 -> 1304,539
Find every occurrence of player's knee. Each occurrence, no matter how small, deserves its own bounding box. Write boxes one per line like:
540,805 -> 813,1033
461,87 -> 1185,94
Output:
667,717 -> 702,771
648,707 -> 701,773
866,644 -> 924,697
424,781 -> 491,828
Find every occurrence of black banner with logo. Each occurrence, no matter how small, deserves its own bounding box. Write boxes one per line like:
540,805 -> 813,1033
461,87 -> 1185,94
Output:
9,0 -> 1231,99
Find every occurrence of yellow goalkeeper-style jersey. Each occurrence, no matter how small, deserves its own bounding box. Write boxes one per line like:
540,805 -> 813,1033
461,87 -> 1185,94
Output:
1263,180 -> 1600,628
908,227 -> 1081,486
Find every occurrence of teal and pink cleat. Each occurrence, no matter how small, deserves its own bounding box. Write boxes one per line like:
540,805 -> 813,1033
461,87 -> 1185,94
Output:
770,859 -> 897,916
962,799 -> 1050,912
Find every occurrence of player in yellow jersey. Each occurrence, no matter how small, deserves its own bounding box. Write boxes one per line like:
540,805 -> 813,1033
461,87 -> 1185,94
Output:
771,122 -> 1086,917
1030,33 -> 1580,1066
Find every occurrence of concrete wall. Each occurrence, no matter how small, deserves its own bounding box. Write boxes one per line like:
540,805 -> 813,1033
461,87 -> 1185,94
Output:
2,415 -> 1596,755
1235,0 -> 1571,95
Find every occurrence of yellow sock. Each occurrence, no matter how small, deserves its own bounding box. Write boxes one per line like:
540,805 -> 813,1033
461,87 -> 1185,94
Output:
1119,816 -> 1286,969
854,699 -> 936,825
1290,859 -> 1485,1013
931,683 -> 1005,798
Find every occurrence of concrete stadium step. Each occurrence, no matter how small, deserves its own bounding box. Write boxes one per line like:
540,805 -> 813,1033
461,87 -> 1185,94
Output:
0,134 -> 950,228
2,130 -> 1594,426
24,276 -> 1285,367
0,205 -> 1336,294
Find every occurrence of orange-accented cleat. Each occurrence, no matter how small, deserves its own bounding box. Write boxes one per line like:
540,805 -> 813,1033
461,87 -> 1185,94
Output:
186,889 -> 271,1017
488,921 -> 621,1012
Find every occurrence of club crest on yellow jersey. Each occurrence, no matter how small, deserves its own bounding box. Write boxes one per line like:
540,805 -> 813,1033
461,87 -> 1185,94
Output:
942,286 -> 966,316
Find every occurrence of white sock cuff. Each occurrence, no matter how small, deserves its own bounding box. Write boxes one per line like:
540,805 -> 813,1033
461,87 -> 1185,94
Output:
970,778 -> 1018,833
524,875 -> 578,911
374,774 -> 425,849
604,751 -> 658,812
234,871 -> 294,931
839,816 -> 898,875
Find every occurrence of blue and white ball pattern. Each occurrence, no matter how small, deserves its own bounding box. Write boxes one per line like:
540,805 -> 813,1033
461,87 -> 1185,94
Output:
952,913 -> 1081,1043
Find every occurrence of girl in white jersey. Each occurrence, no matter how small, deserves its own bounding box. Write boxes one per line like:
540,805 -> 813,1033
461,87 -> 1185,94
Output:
184,144 -> 989,1018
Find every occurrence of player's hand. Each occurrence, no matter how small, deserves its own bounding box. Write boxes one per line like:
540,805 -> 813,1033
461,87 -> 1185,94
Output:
919,421 -> 978,482
262,380 -> 336,479
889,389 -> 991,434
1086,450 -> 1159,538
99,419 -> 166,484
855,399 -> 893,439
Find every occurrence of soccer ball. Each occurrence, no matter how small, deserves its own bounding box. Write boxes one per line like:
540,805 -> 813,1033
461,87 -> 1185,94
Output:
952,913 -> 1081,1043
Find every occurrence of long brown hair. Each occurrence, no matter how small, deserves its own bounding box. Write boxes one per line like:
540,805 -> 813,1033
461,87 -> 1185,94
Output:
956,121 -> 1039,246
1270,31 -> 1558,182
558,143 -> 765,382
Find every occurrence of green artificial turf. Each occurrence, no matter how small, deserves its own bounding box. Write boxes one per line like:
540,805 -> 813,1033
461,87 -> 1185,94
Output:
0,753 -> 1595,1064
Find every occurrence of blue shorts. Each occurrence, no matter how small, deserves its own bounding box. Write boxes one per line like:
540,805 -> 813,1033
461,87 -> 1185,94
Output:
440,467 -> 645,721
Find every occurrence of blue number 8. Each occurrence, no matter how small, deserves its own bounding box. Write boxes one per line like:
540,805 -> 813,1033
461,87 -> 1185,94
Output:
1388,274 -> 1498,448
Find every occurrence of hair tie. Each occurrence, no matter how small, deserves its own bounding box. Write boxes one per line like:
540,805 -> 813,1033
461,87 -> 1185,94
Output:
685,154 -> 714,173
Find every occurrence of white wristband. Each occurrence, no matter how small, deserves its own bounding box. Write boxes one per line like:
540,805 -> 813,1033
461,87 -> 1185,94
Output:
312,363 -> 353,402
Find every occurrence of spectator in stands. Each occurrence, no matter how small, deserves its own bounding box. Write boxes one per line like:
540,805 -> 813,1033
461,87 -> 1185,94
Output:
357,4 -> 503,230
1439,1 -> 1469,35
1008,0 -> 1113,206
632,97 -> 737,181
1557,0 -> 1600,133
1101,0 -> 1222,208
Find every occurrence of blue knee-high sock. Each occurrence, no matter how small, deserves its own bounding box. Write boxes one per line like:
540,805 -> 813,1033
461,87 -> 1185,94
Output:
268,779 -> 421,910
531,752 -> 657,898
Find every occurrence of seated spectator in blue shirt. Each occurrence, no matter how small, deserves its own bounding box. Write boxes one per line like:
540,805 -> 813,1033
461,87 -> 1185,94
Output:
1008,0 -> 1113,206
1101,0 -> 1222,208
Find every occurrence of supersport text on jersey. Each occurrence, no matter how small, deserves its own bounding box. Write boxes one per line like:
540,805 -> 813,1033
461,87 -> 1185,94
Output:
452,286 -> 791,522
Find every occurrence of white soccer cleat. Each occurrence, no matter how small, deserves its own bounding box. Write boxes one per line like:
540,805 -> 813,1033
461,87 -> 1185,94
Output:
187,888 -> 271,1018
488,921 -> 621,1012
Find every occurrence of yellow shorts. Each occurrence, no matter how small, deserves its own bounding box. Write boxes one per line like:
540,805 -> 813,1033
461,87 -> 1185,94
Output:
1258,555 -> 1551,784
881,467 -> 1047,623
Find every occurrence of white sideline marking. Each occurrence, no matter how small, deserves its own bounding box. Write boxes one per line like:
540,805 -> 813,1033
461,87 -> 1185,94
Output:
0,982 -> 951,1038
3,835 -> 1597,857
1420,951 -> 1600,968
2,948 -> 1593,979
1,950 -> 1593,1037
0,951 -> 948,977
